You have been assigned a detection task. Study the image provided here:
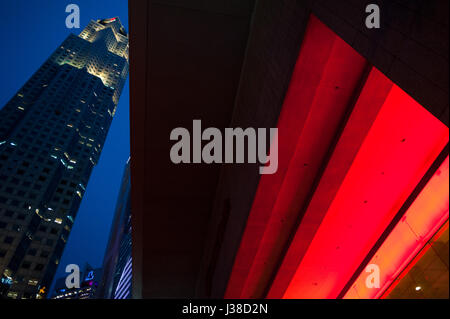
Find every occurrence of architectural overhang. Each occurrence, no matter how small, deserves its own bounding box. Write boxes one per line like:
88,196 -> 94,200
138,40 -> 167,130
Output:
128,0 -> 256,298
129,0 -> 449,299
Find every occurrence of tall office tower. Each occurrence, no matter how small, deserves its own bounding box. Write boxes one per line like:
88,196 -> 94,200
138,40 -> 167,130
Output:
0,17 -> 128,299
98,159 -> 132,299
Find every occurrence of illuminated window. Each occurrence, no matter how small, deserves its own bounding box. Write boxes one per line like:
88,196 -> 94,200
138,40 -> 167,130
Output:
28,279 -> 38,286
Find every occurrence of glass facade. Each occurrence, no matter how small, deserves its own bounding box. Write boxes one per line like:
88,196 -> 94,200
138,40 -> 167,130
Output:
0,17 -> 129,299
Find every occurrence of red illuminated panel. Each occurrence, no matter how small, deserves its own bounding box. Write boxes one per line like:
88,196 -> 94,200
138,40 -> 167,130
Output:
224,15 -> 367,298
266,67 -> 395,299
278,83 -> 448,299
344,157 -> 449,299
226,13 -> 449,300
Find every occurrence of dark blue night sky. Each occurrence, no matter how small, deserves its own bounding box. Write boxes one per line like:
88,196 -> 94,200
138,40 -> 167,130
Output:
0,0 -> 130,291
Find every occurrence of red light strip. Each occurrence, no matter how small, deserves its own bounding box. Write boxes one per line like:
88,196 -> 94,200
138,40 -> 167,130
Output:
224,15 -> 367,298
344,157 -> 449,299
277,81 -> 448,299
225,14 -> 449,300
266,65 -> 396,299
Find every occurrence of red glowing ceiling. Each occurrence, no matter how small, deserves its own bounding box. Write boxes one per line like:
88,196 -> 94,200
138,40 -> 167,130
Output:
277,84 -> 448,299
344,157 -> 449,299
225,14 -> 449,299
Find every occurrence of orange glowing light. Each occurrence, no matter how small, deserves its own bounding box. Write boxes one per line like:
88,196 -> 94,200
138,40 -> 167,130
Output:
344,157 -> 449,299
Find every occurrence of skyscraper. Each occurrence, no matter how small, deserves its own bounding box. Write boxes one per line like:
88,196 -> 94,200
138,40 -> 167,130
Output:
0,17 -> 128,299
98,159 -> 132,299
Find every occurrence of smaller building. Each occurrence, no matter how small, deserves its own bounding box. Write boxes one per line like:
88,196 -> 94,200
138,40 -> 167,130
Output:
51,264 -> 102,299
97,159 -> 132,299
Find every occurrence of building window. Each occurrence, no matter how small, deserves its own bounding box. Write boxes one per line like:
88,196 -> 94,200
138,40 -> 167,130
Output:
4,210 -> 14,217
21,261 -> 31,269
34,264 -> 44,271
7,292 -> 18,299
4,236 -> 14,244
28,279 -> 38,286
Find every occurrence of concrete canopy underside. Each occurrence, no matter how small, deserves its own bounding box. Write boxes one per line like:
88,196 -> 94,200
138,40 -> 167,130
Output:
129,0 -> 449,298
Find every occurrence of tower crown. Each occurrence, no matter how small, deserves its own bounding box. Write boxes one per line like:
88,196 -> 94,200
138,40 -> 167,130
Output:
97,17 -> 128,37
